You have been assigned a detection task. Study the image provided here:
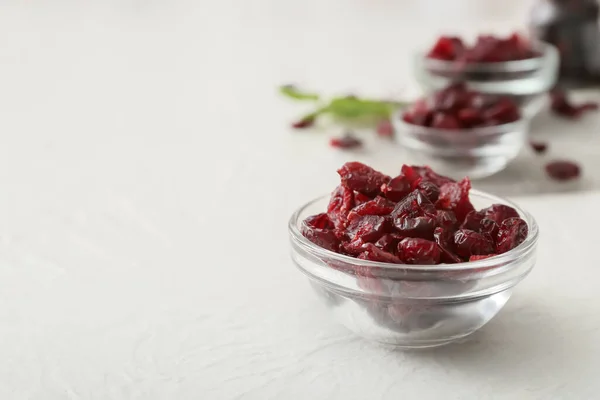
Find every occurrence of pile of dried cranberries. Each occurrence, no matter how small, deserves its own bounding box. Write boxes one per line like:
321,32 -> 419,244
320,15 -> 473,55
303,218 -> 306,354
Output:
302,162 -> 528,264
427,33 -> 540,63
402,83 -> 521,129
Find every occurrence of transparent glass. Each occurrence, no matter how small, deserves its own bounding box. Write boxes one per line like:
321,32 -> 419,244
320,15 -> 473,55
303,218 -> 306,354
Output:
288,191 -> 539,349
392,116 -> 528,180
414,41 -> 559,117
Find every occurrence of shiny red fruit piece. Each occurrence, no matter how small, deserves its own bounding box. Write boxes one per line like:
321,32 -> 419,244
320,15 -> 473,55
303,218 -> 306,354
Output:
453,229 -> 495,259
436,178 -> 475,223
359,243 -> 403,264
398,238 -> 441,264
348,196 -> 395,220
394,216 -> 435,240
391,190 -> 436,220
346,215 -> 392,243
545,160 -> 581,181
337,161 -> 391,197
482,204 -> 519,225
327,185 -> 355,230
304,213 -> 333,230
374,234 -> 404,253
434,227 -> 463,264
381,175 -> 413,202
496,217 -> 528,254
301,226 -> 340,253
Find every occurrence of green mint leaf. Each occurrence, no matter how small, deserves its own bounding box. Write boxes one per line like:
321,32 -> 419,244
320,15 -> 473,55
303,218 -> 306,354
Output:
279,85 -> 320,101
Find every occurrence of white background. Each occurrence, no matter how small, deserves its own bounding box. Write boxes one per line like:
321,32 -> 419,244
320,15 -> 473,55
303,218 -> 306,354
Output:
1,0 -> 599,399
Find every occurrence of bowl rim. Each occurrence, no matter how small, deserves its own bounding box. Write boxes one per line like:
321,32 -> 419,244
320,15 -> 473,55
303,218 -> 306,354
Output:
419,40 -> 555,73
288,189 -> 539,272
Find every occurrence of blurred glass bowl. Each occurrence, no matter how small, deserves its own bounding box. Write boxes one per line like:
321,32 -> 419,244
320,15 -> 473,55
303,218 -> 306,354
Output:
392,114 -> 528,180
414,41 -> 559,118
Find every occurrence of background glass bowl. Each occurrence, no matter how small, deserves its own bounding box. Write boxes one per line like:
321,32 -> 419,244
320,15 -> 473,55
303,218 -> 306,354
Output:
392,115 -> 528,180
413,41 -> 559,118
288,191 -> 538,349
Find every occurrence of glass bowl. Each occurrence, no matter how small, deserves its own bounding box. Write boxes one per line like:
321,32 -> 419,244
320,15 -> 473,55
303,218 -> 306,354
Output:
392,115 -> 528,180
288,191 -> 538,349
414,41 -> 559,117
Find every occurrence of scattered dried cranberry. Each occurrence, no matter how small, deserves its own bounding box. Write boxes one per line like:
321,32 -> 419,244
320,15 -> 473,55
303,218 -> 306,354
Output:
402,83 -> 520,129
496,217 -> 528,254
398,238 -> 441,265
330,133 -> 363,149
550,90 -> 598,119
428,33 -> 539,63
529,141 -> 548,154
291,115 -> 315,129
302,162 -> 529,265
337,162 -> 390,197
545,160 -> 581,181
376,120 -> 394,138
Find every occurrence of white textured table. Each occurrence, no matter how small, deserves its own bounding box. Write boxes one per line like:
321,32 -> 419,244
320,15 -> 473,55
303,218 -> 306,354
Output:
1,1 -> 600,399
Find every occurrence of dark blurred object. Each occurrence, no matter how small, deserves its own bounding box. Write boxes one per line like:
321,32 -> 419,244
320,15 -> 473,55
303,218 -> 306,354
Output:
530,0 -> 600,87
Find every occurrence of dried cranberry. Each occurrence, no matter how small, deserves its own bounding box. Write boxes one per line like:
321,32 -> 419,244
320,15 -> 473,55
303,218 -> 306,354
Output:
482,204 -> 519,225
327,185 -> 355,230
428,33 -> 538,63
479,219 -> 499,244
435,210 -> 458,229
337,162 -> 390,197
416,181 -> 440,203
460,210 -> 485,231
431,112 -> 461,129
436,178 -> 475,223
390,190 -> 436,220
550,90 -> 599,119
529,141 -> 548,154
453,229 -> 495,259
402,84 -> 520,128
393,216 -> 435,240
348,196 -> 395,221
381,175 -> 412,202
434,227 -> 462,264
374,234 -> 403,253
427,36 -> 465,60
304,213 -> 333,230
291,115 -> 315,129
411,165 -> 455,187
301,226 -> 340,253
376,120 -> 394,138
397,238 -> 441,265
342,238 -> 367,256
545,160 -> 581,181
359,243 -> 403,264
346,215 -> 392,243
330,133 -> 362,149
354,192 -> 371,206
496,217 -> 528,254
